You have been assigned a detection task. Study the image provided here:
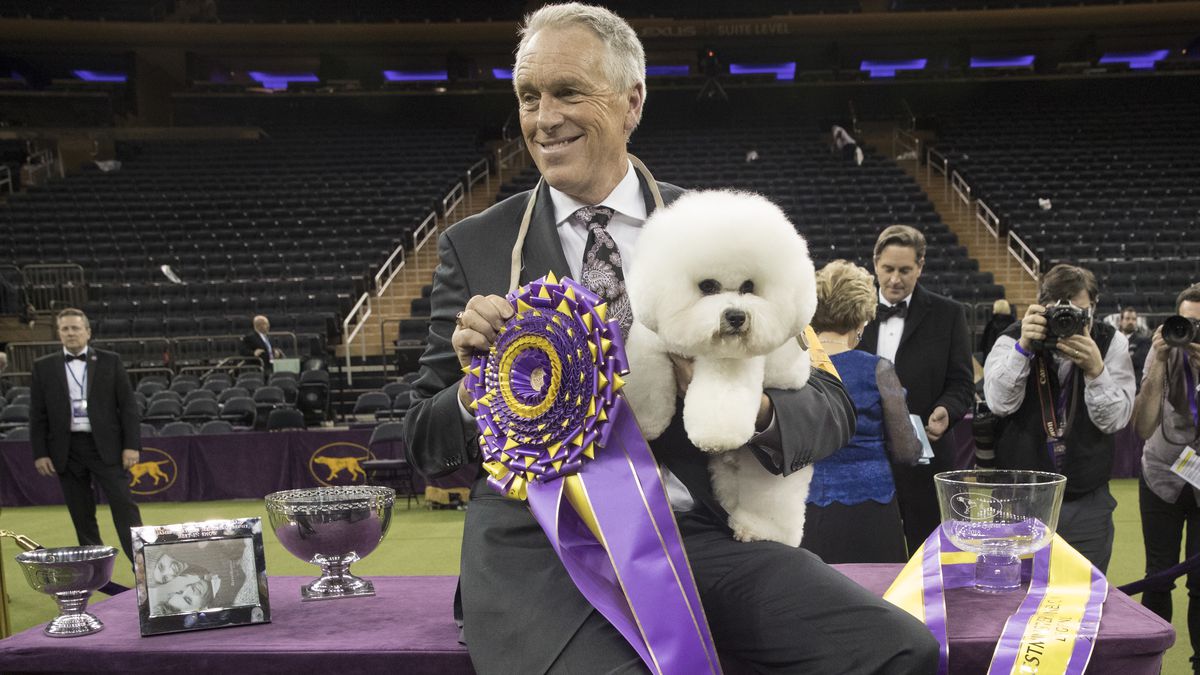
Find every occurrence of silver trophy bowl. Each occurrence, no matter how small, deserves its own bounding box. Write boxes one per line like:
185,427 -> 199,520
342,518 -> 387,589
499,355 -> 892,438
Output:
16,545 -> 118,637
265,486 -> 395,601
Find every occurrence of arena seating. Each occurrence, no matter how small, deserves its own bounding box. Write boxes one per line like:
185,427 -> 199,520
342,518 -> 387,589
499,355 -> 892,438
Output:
931,100 -> 1200,313
892,0 -> 1185,9
0,126 -> 485,344
496,127 -> 1002,305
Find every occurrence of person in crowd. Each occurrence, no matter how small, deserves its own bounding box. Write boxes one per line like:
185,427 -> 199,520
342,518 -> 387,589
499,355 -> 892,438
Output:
29,308 -> 143,563
240,315 -> 283,372
1132,283 -> 1200,672
858,225 -> 975,555
983,264 -> 1136,573
831,124 -> 864,166
979,298 -> 1017,356
802,260 -> 921,564
1118,307 -> 1153,388
403,4 -> 938,673
0,350 -> 9,398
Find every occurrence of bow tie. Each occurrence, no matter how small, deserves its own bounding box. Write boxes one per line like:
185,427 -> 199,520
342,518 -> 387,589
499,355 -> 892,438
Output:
877,301 -> 908,321
64,353 -> 87,362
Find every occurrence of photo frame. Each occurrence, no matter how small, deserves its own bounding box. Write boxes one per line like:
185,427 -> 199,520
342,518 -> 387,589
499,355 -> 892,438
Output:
132,517 -> 270,636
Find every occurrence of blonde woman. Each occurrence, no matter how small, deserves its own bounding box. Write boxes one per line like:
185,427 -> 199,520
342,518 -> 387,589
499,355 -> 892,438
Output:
801,260 -> 921,563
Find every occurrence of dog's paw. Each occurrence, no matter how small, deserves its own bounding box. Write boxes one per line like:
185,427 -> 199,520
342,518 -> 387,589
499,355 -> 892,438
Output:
728,515 -> 765,543
685,403 -> 756,452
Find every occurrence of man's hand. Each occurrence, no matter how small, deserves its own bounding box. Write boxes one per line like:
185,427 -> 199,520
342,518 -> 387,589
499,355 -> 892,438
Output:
1057,334 -> 1104,379
34,457 -> 55,477
454,295 -> 515,406
926,405 -> 950,442
1150,326 -> 1170,365
273,348 -> 285,358
253,348 -> 265,357
122,449 -> 139,471
1018,304 -> 1047,353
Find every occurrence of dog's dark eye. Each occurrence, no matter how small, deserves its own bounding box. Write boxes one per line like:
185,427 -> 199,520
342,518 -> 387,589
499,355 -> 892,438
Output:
739,280 -> 754,294
698,279 -> 721,295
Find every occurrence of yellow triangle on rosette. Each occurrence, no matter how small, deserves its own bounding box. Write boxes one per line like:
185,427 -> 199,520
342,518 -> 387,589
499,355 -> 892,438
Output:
557,299 -> 572,315
594,303 -> 608,321
583,442 -> 596,459
564,285 -> 576,300
517,298 -> 534,313
597,371 -> 609,390
537,284 -> 551,300
611,373 -> 625,392
504,437 -> 520,451
545,271 -> 559,285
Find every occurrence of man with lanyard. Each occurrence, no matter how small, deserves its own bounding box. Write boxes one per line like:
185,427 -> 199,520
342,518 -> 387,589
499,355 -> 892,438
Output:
1132,282 -> 1200,672
29,308 -> 143,564
983,264 -> 1135,572
404,4 -> 938,672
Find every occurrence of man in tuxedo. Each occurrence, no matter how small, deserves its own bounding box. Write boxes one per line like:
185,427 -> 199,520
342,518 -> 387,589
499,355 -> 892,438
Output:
30,308 -> 142,563
404,4 -> 938,673
859,225 -> 975,554
239,315 -> 283,372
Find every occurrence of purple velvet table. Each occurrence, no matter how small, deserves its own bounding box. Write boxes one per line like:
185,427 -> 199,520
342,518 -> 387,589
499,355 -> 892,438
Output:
0,568 -> 1174,674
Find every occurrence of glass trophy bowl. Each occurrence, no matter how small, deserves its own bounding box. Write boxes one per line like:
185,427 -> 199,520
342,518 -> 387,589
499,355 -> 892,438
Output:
16,545 -> 118,637
265,486 -> 395,601
934,470 -> 1066,593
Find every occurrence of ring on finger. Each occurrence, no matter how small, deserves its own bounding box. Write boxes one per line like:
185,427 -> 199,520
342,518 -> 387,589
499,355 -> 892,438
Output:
455,310 -> 467,329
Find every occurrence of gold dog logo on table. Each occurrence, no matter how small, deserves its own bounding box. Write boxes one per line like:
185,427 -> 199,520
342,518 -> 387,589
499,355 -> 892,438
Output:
308,442 -> 374,486
128,447 -> 178,495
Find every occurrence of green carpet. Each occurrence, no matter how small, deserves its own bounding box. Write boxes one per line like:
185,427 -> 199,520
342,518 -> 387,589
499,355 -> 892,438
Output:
1,479 -> 1191,672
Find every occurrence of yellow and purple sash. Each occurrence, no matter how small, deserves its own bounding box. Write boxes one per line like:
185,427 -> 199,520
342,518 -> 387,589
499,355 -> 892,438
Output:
884,529 -> 1107,675
463,273 -> 721,675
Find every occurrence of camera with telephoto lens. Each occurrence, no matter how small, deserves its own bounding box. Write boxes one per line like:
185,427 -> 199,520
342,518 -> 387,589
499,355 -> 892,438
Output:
1036,302 -> 1091,351
972,401 -> 998,468
1163,315 -> 1200,348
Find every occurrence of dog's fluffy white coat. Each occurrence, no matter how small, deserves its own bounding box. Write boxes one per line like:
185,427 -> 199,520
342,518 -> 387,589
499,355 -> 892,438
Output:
623,190 -> 817,546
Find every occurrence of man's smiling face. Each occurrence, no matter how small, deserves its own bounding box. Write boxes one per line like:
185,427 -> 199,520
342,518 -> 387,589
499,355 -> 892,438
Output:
515,26 -> 643,204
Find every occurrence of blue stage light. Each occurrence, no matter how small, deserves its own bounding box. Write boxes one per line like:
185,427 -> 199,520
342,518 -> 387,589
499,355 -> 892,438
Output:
382,70 -> 449,82
859,59 -> 927,78
73,70 -> 127,83
728,62 -> 796,81
248,71 -> 318,90
1099,50 -> 1169,70
969,55 -> 1035,68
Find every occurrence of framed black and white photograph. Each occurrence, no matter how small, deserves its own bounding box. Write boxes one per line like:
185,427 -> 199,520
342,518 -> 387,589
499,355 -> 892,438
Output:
132,517 -> 270,636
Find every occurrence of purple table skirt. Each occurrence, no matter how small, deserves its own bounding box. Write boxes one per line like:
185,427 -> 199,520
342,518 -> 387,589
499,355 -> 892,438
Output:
0,568 -> 1174,674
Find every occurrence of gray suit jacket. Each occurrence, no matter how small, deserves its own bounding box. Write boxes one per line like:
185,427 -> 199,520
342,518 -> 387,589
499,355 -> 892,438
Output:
405,173 -> 855,673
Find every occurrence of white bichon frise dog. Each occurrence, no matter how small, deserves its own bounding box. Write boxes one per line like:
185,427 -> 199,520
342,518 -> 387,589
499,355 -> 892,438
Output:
623,190 -> 818,547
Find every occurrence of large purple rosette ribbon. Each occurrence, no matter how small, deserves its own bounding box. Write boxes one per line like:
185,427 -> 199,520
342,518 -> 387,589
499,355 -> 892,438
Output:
463,273 -> 721,675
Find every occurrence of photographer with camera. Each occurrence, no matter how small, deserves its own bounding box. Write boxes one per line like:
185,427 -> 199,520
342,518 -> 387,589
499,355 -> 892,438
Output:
1132,282 -> 1200,672
983,264 -> 1136,573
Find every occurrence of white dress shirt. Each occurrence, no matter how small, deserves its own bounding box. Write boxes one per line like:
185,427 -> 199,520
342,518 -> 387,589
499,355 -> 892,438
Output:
258,332 -> 274,362
983,332 -> 1135,434
875,290 -> 912,365
64,347 -> 91,432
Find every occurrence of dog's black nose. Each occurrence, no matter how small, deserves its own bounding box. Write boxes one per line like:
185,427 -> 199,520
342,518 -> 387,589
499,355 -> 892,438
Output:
724,309 -> 747,329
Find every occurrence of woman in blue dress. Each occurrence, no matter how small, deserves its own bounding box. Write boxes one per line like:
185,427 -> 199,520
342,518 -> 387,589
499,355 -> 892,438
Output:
801,260 -> 922,563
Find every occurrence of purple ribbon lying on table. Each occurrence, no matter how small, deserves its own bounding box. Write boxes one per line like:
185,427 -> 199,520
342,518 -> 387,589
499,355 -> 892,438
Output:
463,273 -> 721,675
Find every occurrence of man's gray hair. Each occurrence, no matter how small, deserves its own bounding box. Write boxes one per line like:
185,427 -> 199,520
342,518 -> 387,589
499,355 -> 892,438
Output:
515,3 -> 646,115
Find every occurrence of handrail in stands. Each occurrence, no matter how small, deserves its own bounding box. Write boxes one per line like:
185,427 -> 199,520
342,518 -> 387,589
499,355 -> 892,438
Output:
0,165 -> 12,194
892,128 -> 920,164
1008,231 -> 1041,282
21,264 -> 86,311
374,241 -> 407,297
342,292 -> 372,386
411,210 -> 438,257
926,147 -> 949,198
950,169 -> 971,215
975,199 -> 1001,240
466,158 -> 489,201
496,138 -> 525,170
442,182 -> 465,225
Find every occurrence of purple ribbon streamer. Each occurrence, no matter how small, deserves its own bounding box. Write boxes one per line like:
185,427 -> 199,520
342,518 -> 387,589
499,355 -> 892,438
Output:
1185,352 -> 1198,428
527,400 -> 720,675
472,275 -> 719,675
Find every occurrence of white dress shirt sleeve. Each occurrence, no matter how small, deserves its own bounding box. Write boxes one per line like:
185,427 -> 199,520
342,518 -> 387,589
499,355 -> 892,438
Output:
983,335 -> 1032,417
1083,331 -> 1136,434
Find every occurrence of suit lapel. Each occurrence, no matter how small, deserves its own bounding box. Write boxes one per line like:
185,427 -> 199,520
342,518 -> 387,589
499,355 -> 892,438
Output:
519,182 -> 572,286
860,320 -> 880,354
898,285 -> 931,353
86,351 -> 99,402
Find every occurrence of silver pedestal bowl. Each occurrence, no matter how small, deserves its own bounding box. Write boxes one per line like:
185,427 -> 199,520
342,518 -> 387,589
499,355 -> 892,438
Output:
265,486 -> 395,601
16,545 -> 118,637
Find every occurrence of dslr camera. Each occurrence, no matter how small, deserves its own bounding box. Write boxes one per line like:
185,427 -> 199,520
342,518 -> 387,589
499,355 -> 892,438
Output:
1163,315 -> 1200,347
1036,301 -> 1091,351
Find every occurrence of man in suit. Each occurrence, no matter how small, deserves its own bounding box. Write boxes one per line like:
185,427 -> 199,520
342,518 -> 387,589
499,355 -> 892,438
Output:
405,5 -> 938,674
239,315 -> 283,372
859,225 -> 975,554
30,308 -> 142,563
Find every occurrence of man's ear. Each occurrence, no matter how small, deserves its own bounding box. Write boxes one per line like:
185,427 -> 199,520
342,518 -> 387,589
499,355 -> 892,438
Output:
624,83 -> 645,136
